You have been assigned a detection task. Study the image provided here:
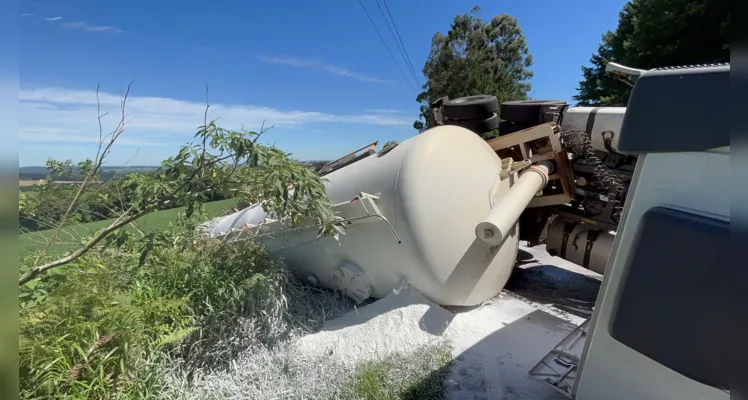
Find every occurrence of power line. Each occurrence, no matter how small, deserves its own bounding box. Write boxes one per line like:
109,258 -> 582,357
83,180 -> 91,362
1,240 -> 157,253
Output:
373,0 -> 421,89
380,0 -> 422,88
356,0 -> 416,95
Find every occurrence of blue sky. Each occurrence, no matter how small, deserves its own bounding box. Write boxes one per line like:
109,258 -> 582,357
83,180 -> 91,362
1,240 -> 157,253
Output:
17,0 -> 627,166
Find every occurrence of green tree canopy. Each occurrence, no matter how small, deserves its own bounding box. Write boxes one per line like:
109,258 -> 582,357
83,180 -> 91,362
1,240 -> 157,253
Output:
414,6 -> 533,131
574,0 -> 730,106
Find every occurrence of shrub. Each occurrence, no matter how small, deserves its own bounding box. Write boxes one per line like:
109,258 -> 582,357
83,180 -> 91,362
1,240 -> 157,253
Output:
18,211 -> 303,399
17,90 -> 362,399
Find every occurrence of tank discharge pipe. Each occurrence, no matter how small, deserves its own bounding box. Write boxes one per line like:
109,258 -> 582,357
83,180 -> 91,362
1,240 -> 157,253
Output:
475,161 -> 553,246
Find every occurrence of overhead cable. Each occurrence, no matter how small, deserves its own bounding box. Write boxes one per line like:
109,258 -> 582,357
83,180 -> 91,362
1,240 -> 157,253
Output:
356,0 -> 417,95
373,0 -> 421,89
380,0 -> 422,88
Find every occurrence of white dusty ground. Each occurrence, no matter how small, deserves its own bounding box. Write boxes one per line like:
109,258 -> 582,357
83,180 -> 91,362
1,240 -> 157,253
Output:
296,244 -> 603,400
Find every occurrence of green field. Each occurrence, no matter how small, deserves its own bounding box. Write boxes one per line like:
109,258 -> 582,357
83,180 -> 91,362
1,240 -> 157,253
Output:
19,198 -> 238,260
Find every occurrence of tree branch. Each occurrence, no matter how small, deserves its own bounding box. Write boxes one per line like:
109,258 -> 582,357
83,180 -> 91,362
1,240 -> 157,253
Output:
20,91 -> 281,285
32,82 -> 133,265
200,85 -> 210,178
19,204 -> 156,285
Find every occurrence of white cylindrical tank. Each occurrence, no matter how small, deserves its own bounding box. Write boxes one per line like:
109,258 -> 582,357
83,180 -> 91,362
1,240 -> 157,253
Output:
203,126 -> 521,306
561,107 -> 626,153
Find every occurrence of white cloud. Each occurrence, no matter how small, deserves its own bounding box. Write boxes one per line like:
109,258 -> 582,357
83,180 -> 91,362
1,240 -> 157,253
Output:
365,109 -> 403,113
257,56 -> 389,84
62,21 -> 123,33
22,13 -> 123,33
20,129 -> 171,147
19,86 -> 412,148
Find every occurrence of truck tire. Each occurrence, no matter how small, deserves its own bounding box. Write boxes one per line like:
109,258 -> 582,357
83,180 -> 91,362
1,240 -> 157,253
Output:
442,95 -> 499,120
445,113 -> 499,134
499,121 -> 536,135
500,100 -> 566,123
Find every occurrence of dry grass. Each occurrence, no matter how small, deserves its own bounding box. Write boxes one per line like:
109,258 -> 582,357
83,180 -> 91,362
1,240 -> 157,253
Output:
160,341 -> 452,400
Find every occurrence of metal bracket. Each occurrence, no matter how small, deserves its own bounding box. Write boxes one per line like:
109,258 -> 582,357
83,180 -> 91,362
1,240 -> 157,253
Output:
499,157 -> 532,180
529,319 -> 591,398
231,192 -> 402,245
583,229 -> 601,269
559,221 -> 577,259
486,123 -> 575,208
602,130 -> 615,153
343,192 -> 402,243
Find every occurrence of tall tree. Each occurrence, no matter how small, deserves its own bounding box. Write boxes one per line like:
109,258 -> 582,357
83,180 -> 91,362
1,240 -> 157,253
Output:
574,0 -> 730,106
414,6 -> 533,131
574,4 -> 636,106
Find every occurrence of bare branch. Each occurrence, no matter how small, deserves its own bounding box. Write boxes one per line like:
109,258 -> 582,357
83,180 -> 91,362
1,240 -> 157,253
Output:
252,119 -> 273,146
69,147 -> 140,216
32,82 -> 134,265
95,83 -> 105,163
204,84 -> 210,128
199,85 -> 211,179
20,86 -> 292,285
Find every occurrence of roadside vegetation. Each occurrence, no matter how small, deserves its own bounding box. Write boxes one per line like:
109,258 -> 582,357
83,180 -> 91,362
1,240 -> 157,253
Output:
17,85 -> 350,398
19,198 -> 238,259
18,84 -> 453,399
18,169 -> 234,234
159,341 -> 453,400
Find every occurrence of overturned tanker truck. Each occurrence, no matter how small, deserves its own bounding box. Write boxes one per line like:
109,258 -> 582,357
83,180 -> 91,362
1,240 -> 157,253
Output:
200,63 -> 735,399
200,64 -> 638,307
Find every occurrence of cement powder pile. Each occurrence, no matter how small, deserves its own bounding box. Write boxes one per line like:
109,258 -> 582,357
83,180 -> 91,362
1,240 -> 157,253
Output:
166,245 -> 600,400
296,283 -> 586,400
294,287 -> 455,364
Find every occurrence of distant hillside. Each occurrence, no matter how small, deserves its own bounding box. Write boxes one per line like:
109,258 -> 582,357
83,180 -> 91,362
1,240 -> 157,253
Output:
20,165 -> 160,174
301,160 -> 331,172
20,161 -> 331,181
19,165 -> 161,181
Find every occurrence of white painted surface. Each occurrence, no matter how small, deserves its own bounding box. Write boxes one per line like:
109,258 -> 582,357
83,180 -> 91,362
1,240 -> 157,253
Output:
562,107 -> 626,153
575,148 -> 731,400
203,126 -> 522,306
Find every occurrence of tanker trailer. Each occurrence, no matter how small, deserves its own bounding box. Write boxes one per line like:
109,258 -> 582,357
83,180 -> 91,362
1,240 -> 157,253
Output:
201,125 -> 558,307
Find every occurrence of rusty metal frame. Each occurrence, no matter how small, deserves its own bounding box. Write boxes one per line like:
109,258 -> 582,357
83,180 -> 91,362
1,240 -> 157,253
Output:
486,123 -> 575,208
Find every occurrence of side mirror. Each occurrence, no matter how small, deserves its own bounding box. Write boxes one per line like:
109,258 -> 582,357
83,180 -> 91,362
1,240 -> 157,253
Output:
605,62 -> 646,87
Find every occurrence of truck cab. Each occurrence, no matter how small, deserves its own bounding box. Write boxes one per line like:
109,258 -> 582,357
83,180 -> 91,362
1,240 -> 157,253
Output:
533,64 -> 737,399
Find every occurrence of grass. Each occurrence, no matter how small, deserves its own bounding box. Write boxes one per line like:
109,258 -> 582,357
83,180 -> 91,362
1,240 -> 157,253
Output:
353,361 -> 392,400
352,344 -> 453,400
160,340 -> 454,400
19,198 -> 238,259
